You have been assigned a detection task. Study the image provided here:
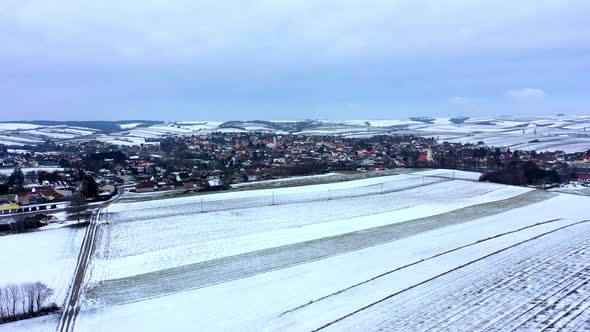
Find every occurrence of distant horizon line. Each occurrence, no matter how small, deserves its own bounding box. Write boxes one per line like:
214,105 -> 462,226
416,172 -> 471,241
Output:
2,114 -> 589,123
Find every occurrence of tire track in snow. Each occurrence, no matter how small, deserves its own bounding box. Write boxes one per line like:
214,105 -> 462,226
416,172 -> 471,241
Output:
550,295 -> 590,331
313,219 -> 590,331
432,250 -> 590,331
532,281 -> 590,331
280,218 -> 563,316
494,268 -> 590,331
320,221 -> 590,332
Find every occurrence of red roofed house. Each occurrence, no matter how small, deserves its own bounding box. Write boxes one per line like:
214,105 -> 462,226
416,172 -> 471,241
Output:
417,154 -> 429,163
135,181 -> 156,193
33,187 -> 62,201
15,187 -> 62,205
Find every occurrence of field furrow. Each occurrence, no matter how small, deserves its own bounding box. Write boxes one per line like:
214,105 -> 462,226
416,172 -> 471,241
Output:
322,222 -> 590,332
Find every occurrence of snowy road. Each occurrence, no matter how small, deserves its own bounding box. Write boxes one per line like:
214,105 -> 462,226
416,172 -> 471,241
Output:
56,208 -> 104,332
57,191 -> 124,332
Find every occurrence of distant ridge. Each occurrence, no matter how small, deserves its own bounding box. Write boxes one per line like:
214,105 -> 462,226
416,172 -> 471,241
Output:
0,120 -> 164,132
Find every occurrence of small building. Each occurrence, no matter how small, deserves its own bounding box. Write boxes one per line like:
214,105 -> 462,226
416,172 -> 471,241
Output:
135,181 -> 156,193
0,203 -> 19,214
173,172 -> 192,183
417,154 -> 429,163
15,192 -> 34,205
206,178 -> 225,190
98,183 -> 116,194
182,182 -> 196,189
33,187 -> 63,201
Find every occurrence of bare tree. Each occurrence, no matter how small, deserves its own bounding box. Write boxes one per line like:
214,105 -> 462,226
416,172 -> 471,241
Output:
19,284 -> 27,315
33,282 -> 53,311
6,283 -> 20,316
23,282 -> 36,314
0,286 -> 4,320
0,282 -> 55,321
1,285 -> 11,320
67,193 -> 88,222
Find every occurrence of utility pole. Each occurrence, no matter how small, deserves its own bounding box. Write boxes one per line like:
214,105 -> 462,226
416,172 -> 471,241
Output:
328,188 -> 331,200
200,197 -> 204,213
272,192 -> 275,205
380,183 -> 384,194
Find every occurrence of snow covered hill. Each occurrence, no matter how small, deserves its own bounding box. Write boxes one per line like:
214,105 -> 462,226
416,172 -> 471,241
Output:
2,116 -> 589,152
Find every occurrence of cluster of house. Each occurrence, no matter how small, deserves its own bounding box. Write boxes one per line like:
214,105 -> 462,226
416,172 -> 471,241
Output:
2,133 -> 590,205
563,153 -> 590,184
160,133 -> 442,182
0,164 -> 118,212
14,185 -> 73,205
132,170 -> 226,193
160,133 -> 590,183
0,181 -> 117,209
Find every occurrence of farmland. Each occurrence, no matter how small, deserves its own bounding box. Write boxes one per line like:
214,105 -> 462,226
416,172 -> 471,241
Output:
2,116 -> 590,153
0,226 -> 85,332
0,226 -> 84,305
2,171 -> 589,331
57,172 -> 589,331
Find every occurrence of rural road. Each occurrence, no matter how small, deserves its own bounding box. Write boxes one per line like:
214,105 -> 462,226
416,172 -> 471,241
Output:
56,193 -> 123,332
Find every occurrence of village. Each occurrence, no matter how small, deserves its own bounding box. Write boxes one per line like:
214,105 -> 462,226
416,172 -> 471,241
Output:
1,132 -> 590,220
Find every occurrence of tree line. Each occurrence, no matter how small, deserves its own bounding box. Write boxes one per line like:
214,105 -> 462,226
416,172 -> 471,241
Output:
480,160 -> 560,186
0,282 -> 56,324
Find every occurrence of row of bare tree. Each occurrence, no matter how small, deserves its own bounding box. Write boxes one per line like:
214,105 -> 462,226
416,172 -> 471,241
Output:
0,282 -> 54,322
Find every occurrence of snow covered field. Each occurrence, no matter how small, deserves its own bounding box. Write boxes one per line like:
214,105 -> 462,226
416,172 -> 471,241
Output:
72,186 -> 590,332
0,167 -> 67,176
416,169 -> 482,180
0,226 -> 85,332
2,116 -> 589,151
0,315 -> 58,332
87,180 -> 528,283
231,172 -> 341,188
550,183 -> 590,196
0,124 -> 97,147
4,173 -> 589,331
287,116 -> 590,153
400,116 -> 590,153
35,172 -> 577,331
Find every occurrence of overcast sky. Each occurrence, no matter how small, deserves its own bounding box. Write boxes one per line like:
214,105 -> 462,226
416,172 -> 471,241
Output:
1,0 -> 589,121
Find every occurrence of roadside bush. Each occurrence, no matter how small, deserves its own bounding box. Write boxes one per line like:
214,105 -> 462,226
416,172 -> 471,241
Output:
1,214 -> 47,234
